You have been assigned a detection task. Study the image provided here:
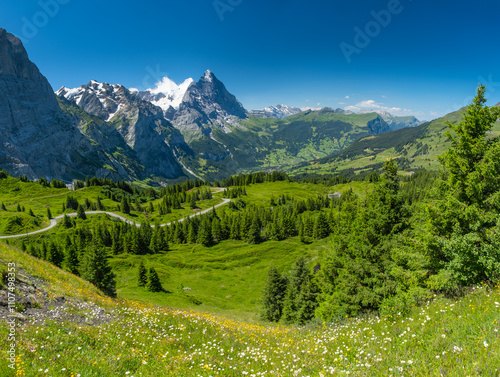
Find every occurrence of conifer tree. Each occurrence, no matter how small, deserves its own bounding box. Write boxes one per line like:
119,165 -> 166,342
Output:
426,85 -> 500,286
313,212 -> 330,239
261,265 -> 287,322
211,217 -> 222,243
281,257 -> 311,324
80,244 -> 116,297
247,217 -> 262,244
187,222 -> 197,243
137,261 -> 147,287
64,244 -> 79,275
29,208 -> 35,217
46,242 -> 64,268
16,203 -> 21,212
230,217 -> 240,240
47,208 -> 52,219
121,196 -> 130,215
96,196 -> 104,211
198,218 -> 213,246
147,267 -> 162,292
76,204 -> 86,220
62,214 -> 72,228
1,202 -> 6,211
190,195 -> 197,209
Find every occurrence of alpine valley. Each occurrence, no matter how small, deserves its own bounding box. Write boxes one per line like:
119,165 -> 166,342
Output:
0,28 -> 427,184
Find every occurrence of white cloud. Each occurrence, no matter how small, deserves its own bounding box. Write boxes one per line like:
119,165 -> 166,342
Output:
349,99 -> 413,116
345,95 -> 350,99
345,105 -> 360,112
356,99 -> 380,108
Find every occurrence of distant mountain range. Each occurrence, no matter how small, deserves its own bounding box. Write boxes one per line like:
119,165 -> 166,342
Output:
0,28 -> 428,183
292,108 -> 500,176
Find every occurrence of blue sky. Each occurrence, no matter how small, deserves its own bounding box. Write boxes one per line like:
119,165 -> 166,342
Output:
2,0 -> 500,120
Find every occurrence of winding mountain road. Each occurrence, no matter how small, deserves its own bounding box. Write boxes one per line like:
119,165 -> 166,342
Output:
0,198 -> 231,240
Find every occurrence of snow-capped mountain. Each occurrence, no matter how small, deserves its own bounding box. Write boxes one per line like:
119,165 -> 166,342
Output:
249,104 -> 302,119
57,80 -> 187,179
165,70 -> 247,138
131,76 -> 194,112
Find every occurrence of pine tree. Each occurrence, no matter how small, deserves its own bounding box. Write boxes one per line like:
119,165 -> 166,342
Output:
29,208 -> 35,217
211,217 -> 222,243
80,244 -> 116,297
147,267 -> 162,292
63,244 -> 79,275
121,196 -> 131,215
295,279 -> 319,325
261,265 -> 287,322
426,85 -> 500,286
47,208 -> 52,219
187,222 -> 197,243
46,242 -> 64,268
16,203 -> 21,212
313,212 -> 330,239
198,218 -> 213,246
247,217 -> 262,244
76,204 -> 86,220
1,202 -> 6,211
190,195 -> 197,209
96,196 -> 104,211
62,214 -> 72,228
137,261 -> 147,287
281,257 -> 311,324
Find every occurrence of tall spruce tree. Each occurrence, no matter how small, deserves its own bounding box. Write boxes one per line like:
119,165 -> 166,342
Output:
313,212 -> 329,239
316,160 -> 408,320
261,265 -> 287,322
247,217 -> 262,244
137,261 -> 147,287
76,204 -> 86,220
80,244 -> 116,297
426,85 -> 500,286
121,196 -> 131,215
281,257 -> 311,324
147,267 -> 162,292
197,218 -> 213,246
63,244 -> 79,275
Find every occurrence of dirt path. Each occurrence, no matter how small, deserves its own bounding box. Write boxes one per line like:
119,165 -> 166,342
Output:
0,198 -> 230,239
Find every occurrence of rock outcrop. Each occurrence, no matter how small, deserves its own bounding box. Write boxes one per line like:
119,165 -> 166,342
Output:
0,28 -> 122,181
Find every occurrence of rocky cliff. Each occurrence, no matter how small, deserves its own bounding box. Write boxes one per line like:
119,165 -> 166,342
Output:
0,28 -> 122,181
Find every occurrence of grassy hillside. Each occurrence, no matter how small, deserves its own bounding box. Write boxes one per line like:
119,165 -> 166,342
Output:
0,175 -> 226,236
186,110 -> 391,179
1,241 -> 499,376
292,108 -> 500,176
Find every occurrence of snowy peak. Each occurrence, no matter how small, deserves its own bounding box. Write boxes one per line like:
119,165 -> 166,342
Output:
203,69 -> 215,82
249,104 -> 303,119
136,76 -> 195,111
56,81 -> 130,121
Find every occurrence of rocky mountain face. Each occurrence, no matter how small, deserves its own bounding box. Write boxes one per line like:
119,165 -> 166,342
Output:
0,27 -> 406,183
249,104 -> 302,119
56,82 -> 187,179
359,110 -> 421,131
137,70 -> 247,140
0,28 -> 126,181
